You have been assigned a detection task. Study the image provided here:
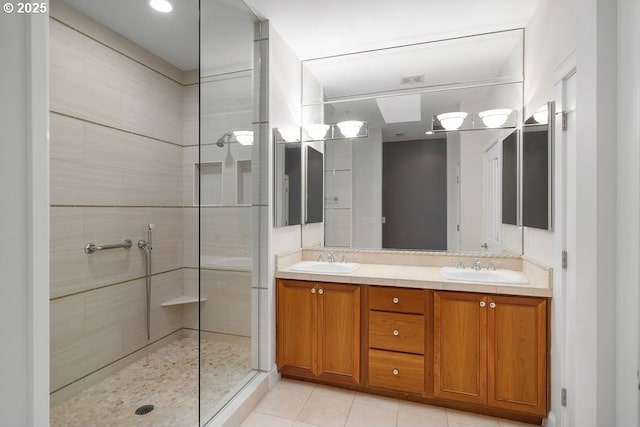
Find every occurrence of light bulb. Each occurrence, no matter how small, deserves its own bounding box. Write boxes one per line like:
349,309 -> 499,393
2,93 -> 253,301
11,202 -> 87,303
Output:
233,131 -> 254,145
277,128 -> 300,143
149,0 -> 173,13
436,112 -> 468,131
336,121 -> 363,138
478,109 -> 512,128
306,124 -> 330,140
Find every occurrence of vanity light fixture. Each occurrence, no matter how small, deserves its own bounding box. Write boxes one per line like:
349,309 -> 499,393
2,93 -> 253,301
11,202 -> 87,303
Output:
436,112 -> 468,131
233,131 -> 254,146
306,124 -> 330,141
277,128 -> 300,143
148,0 -> 173,13
336,120 -> 364,138
533,105 -> 549,124
478,109 -> 513,128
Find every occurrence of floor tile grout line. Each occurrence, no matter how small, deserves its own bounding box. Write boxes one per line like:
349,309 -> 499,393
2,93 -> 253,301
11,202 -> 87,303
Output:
293,382 -> 317,424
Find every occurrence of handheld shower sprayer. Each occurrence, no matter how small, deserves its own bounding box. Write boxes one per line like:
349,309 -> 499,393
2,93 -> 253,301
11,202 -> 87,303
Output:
138,223 -> 154,250
138,223 -> 154,340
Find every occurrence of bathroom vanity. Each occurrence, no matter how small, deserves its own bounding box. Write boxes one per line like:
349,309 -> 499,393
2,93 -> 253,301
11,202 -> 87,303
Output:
275,249 -> 551,424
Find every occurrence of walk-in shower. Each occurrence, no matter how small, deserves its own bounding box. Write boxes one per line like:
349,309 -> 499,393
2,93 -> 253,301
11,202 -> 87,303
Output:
48,0 -> 265,425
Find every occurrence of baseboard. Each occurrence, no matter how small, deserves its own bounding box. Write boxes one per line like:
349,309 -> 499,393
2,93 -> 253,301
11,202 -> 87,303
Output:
544,411 -> 556,427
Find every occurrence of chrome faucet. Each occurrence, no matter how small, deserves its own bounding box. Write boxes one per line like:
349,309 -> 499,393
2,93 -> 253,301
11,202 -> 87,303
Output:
487,261 -> 496,271
472,258 -> 482,271
327,252 -> 335,263
341,254 -> 347,263
457,260 -> 465,269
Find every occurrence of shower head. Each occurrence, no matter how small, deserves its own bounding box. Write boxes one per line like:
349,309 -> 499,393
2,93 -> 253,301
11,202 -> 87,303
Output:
216,132 -> 233,147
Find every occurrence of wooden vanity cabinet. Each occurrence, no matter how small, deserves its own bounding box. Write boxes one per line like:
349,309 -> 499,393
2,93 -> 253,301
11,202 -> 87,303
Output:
433,291 -> 548,416
277,279 -> 548,422
366,287 -> 426,394
277,279 -> 360,385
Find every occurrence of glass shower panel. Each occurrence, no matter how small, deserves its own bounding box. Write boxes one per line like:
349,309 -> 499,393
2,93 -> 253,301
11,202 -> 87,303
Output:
199,0 -> 262,424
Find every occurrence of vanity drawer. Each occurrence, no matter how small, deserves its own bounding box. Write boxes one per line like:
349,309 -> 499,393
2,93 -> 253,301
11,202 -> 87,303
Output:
369,311 -> 425,354
368,349 -> 424,393
369,287 -> 425,314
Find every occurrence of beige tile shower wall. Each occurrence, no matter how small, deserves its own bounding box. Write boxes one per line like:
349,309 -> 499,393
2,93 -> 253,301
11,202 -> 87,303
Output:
182,269 -> 251,337
50,19 -> 183,145
50,114 -> 183,207
50,207 -> 184,298
49,7 -> 189,395
50,269 -> 184,392
183,206 -> 253,269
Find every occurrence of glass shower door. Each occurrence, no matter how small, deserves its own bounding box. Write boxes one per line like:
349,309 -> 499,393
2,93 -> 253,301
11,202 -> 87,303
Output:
198,0 -> 263,423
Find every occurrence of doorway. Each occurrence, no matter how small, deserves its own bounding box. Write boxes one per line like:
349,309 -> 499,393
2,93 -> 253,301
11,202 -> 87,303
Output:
382,138 -> 447,250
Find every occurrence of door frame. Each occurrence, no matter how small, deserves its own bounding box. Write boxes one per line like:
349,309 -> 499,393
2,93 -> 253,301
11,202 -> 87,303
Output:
552,50 -> 576,427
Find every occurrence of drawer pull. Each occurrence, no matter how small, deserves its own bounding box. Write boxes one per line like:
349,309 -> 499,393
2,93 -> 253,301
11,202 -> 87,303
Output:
311,288 -> 316,294
480,301 -> 486,307
393,329 -> 399,336
392,368 -> 399,376
392,297 -> 399,304
490,302 -> 496,309
318,288 -> 324,295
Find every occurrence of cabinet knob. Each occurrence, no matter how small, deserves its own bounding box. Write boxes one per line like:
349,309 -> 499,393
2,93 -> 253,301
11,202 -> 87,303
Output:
318,288 -> 324,295
480,301 -> 486,307
393,329 -> 399,336
489,302 -> 496,309
392,368 -> 399,376
311,288 -> 316,294
392,297 -> 399,304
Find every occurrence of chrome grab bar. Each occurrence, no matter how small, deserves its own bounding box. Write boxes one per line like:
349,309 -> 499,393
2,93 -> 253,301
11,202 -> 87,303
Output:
84,239 -> 133,254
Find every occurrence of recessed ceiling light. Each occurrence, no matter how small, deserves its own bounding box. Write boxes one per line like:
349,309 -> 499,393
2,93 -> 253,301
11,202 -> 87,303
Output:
149,0 -> 173,13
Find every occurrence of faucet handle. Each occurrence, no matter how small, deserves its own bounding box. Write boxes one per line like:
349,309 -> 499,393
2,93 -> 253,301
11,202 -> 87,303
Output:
341,254 -> 347,263
487,261 -> 496,271
317,254 -> 324,262
457,260 -> 465,269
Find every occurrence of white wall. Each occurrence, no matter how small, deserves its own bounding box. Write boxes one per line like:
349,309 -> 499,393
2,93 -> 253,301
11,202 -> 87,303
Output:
267,25 -> 303,370
0,10 -> 50,427
616,0 -> 640,425
524,2 -> 577,425
523,0 -> 577,267
574,0 -> 618,424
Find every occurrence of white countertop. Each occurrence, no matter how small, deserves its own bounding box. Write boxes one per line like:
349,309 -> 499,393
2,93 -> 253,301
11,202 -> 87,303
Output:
276,263 -> 552,297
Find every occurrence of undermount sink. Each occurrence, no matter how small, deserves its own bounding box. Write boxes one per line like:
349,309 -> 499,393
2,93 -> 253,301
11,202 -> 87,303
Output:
289,261 -> 361,274
440,266 -> 528,284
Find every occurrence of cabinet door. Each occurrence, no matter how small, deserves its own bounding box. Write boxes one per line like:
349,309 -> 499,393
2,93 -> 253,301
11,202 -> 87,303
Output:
433,291 -> 487,404
277,279 -> 317,376
487,295 -> 547,415
317,282 -> 361,385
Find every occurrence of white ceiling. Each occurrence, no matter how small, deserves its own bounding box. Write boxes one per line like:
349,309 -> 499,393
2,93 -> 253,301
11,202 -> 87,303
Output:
60,0 -> 540,71
244,0 -> 540,60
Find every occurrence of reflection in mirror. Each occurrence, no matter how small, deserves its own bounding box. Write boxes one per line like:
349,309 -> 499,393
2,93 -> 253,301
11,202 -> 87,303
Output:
522,102 -> 555,230
306,144 -> 324,223
502,129 -> 519,226
301,29 -> 524,255
274,137 -> 302,227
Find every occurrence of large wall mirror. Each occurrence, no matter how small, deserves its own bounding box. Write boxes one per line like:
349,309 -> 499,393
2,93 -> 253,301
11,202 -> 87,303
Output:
298,29 -> 526,255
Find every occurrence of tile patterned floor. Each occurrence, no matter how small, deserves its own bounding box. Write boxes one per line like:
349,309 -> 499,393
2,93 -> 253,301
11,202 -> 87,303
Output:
240,379 -> 541,427
51,337 -> 252,427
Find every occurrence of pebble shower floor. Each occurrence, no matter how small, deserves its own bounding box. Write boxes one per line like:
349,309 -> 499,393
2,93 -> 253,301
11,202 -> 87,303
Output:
50,337 -> 252,427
